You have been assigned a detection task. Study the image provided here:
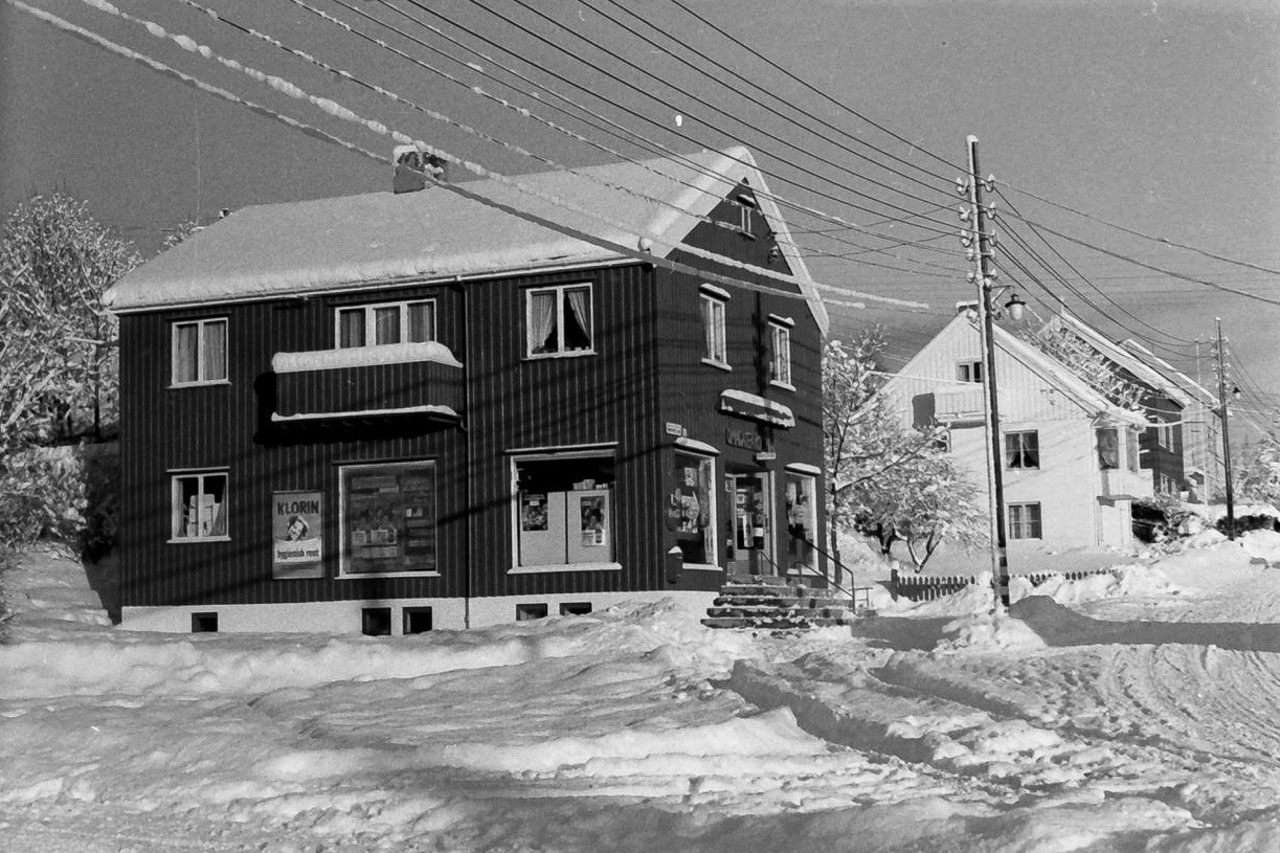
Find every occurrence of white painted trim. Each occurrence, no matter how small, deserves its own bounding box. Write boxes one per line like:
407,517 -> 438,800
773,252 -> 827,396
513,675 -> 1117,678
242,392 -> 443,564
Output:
503,442 -> 618,456
699,283 -> 731,301
784,462 -> 822,476
332,297 -> 438,351
507,562 -> 622,574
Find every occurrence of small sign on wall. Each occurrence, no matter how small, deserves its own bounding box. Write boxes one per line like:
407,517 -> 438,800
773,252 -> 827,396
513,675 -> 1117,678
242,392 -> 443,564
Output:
273,490 -> 323,579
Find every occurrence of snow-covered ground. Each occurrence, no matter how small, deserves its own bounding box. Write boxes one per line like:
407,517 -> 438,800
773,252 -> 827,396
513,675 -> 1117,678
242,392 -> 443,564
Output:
5,532 -> 1280,852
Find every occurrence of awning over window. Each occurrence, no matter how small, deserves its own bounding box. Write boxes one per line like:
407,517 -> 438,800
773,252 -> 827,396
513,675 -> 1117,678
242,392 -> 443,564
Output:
719,389 -> 795,428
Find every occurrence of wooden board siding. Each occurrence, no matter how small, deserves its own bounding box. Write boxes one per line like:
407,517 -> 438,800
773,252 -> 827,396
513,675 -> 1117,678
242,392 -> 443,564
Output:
656,186 -> 827,583
463,263 -> 668,599
117,181 -> 829,615
118,284 -> 468,609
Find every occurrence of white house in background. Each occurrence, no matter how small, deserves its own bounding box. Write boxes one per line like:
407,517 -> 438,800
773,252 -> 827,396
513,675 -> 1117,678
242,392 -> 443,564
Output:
879,306 -> 1151,564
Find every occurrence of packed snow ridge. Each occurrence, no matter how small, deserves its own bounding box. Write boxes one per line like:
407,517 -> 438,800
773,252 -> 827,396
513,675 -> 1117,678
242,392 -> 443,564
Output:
5,530 -> 1280,851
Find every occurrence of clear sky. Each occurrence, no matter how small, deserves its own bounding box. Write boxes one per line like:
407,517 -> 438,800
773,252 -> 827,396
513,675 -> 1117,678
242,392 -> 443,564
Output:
2,0 -> 1278,442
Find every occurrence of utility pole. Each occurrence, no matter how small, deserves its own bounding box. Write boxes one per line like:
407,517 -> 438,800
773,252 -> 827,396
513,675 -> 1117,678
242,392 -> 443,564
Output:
963,136 -> 1010,607
1214,318 -> 1236,540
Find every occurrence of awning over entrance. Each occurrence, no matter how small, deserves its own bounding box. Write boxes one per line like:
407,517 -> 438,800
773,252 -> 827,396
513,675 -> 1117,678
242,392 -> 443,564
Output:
719,389 -> 795,428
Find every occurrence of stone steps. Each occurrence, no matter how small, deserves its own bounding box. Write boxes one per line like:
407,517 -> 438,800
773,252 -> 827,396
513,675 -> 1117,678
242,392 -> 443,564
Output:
702,573 -> 856,631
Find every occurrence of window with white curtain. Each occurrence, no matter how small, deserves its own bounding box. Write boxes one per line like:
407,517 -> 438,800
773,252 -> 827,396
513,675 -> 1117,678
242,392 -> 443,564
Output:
526,284 -> 593,357
171,318 -> 227,386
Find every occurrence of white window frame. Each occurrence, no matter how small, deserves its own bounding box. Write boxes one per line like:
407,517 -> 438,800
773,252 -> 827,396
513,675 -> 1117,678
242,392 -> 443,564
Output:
957,360 -> 983,384
1008,502 -> 1043,540
673,449 -> 719,571
525,283 -> 594,358
334,299 -> 437,349
768,315 -> 794,389
508,448 -> 620,573
1155,422 -> 1174,450
169,469 -> 229,542
170,318 -> 228,386
700,285 -> 729,369
737,193 -> 756,238
338,459 -> 439,579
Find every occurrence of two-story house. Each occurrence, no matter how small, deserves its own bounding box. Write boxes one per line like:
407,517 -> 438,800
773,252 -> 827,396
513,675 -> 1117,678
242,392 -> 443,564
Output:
103,146 -> 830,635
880,306 -> 1150,564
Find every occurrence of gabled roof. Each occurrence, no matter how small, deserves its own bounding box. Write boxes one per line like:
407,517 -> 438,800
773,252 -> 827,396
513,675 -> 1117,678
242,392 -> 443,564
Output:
883,312 -> 1146,427
1049,312 -> 1192,408
105,147 -> 828,333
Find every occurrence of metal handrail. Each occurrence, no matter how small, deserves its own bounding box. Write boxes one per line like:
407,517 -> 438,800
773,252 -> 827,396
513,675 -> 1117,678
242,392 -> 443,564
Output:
786,536 -> 871,610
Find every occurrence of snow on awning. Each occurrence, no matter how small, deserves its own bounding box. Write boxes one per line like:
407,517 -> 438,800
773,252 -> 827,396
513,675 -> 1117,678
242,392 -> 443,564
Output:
272,341 -> 462,373
271,404 -> 459,424
718,390 -> 795,428
674,437 -> 720,455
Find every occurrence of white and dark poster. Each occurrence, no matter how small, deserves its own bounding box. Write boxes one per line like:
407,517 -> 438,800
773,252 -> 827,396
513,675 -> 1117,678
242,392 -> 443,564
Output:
272,490 -> 324,579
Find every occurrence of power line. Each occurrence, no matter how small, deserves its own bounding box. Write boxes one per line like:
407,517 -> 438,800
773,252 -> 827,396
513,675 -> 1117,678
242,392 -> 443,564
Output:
996,177 -> 1280,277
298,0 -> 964,269
404,0 -> 961,236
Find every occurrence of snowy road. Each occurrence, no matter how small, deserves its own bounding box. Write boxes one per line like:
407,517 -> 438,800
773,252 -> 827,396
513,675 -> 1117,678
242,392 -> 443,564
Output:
6,533 -> 1280,851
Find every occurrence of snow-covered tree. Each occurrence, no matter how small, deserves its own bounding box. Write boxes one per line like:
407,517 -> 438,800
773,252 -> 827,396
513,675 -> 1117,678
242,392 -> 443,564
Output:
1236,435 -> 1280,510
823,329 -> 987,574
0,193 -> 138,452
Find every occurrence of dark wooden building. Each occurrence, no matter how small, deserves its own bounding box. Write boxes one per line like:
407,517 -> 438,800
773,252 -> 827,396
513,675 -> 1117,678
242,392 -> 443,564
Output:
105,147 -> 830,634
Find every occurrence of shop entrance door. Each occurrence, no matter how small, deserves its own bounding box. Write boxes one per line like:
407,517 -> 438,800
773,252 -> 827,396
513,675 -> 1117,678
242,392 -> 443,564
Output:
727,473 -> 773,576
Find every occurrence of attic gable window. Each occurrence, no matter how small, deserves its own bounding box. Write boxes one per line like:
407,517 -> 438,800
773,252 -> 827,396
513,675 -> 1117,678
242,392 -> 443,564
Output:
336,299 -> 436,349
526,283 -> 593,358
736,193 -> 756,238
171,318 -> 227,386
957,360 -> 983,384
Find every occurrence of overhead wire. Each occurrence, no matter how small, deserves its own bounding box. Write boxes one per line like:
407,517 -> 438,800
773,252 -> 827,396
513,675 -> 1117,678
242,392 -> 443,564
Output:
575,0 -> 958,205
298,0 -> 966,272
32,0 -> 922,311
996,177 -> 1280,277
397,0 -> 963,237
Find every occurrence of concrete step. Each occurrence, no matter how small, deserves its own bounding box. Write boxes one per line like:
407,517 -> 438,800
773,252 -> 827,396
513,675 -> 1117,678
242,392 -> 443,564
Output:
700,615 -> 851,630
706,605 -> 848,620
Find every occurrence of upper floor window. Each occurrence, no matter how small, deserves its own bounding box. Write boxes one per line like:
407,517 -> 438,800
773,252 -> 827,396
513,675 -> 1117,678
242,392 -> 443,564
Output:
769,316 -> 793,387
737,194 -> 756,238
1155,422 -> 1174,450
1097,427 -> 1139,472
1005,430 -> 1040,469
700,285 -> 729,367
527,284 -> 592,357
957,360 -> 983,384
172,318 -> 228,386
336,299 -> 436,348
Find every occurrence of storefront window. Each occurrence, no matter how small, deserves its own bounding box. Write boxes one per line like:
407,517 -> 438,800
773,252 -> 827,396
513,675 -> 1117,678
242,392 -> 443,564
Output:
785,472 -> 818,572
669,452 -> 716,566
514,453 -> 614,567
340,461 -> 436,575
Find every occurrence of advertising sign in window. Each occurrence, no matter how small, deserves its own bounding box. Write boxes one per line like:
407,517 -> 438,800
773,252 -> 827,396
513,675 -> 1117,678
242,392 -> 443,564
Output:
341,462 -> 437,575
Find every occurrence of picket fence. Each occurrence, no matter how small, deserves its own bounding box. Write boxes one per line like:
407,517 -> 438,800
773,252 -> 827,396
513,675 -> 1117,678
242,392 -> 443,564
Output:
889,567 -> 1116,602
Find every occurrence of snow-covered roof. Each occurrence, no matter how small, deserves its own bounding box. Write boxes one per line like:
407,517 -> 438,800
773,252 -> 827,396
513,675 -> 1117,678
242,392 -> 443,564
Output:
881,313 -> 1146,427
1119,338 -> 1219,408
1050,313 -> 1193,408
106,147 -> 827,333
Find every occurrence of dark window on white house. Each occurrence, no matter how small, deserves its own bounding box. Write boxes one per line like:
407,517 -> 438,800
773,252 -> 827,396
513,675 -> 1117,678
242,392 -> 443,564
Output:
1008,503 -> 1043,540
957,360 -> 983,384
1005,431 -> 1040,469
